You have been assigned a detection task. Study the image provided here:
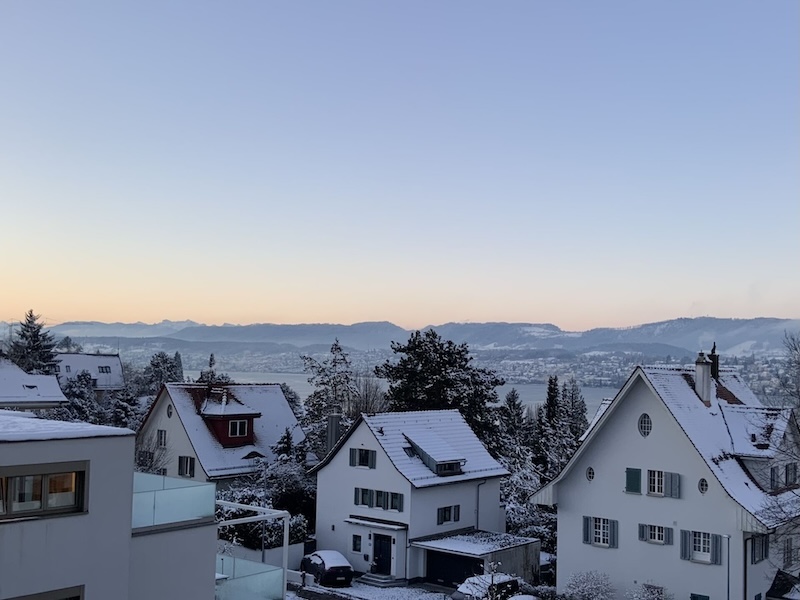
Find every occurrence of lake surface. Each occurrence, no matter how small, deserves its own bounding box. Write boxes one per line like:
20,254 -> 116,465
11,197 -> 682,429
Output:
184,371 -> 618,421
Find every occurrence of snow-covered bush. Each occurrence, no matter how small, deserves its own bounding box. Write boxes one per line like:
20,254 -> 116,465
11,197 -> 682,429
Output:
564,570 -> 614,600
529,585 -> 567,600
624,582 -> 674,600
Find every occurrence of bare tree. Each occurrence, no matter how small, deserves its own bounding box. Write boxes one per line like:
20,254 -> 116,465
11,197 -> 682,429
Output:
780,331 -> 800,407
135,431 -> 173,474
346,370 -> 388,418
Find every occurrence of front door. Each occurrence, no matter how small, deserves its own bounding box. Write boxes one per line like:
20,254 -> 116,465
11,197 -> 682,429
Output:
373,534 -> 392,575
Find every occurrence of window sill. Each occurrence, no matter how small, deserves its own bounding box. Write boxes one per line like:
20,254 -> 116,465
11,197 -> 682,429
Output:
646,492 -> 664,497
645,540 -> 665,545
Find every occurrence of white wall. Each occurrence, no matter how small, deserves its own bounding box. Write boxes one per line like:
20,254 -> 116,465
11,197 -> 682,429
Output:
140,389 -> 209,482
130,524 -> 217,600
0,434 -> 134,600
555,376 -> 774,599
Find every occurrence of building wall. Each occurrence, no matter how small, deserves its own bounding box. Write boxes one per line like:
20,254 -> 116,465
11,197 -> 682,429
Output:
555,376 -> 775,599
0,434 -> 134,600
130,524 -> 217,600
407,478 -> 502,539
139,390 -> 209,482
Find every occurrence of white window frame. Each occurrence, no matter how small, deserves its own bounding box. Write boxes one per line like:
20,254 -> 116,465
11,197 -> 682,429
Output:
594,517 -> 610,546
229,420 -> 248,437
178,456 -> 195,478
648,469 -> 664,496
352,534 -> 362,553
692,531 -> 711,563
648,525 -> 665,544
157,429 -> 167,448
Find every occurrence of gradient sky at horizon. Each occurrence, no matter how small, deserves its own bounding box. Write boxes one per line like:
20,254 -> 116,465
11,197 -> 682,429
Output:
1,1 -> 798,331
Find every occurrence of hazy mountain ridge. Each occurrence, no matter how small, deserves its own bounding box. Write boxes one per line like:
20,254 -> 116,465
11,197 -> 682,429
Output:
38,316 -> 800,357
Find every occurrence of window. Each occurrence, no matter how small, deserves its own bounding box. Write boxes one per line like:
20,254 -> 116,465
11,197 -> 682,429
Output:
784,537 -> 793,569
698,478 -> 709,494
178,456 -> 195,478
352,535 -> 362,553
390,492 -> 403,512
229,420 -> 248,437
771,466 -> 780,490
586,467 -> 595,481
98,366 -> 111,374
436,461 -> 462,476
65,365 -> 71,373
786,463 -> 798,486
582,516 -> 618,548
648,470 -> 664,495
638,524 -> 674,545
437,505 -> 460,525
349,448 -> 377,468
0,462 -> 87,521
690,595 -> 710,600
638,413 -> 652,437
157,429 -> 167,447
167,404 -> 173,418
54,365 -> 61,373
752,534 -> 769,564
680,530 -> 722,564
625,468 -> 641,494
354,487 -> 374,507
375,490 -> 387,509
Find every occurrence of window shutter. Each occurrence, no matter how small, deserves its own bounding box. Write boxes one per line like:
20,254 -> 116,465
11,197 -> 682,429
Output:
582,516 -> 591,544
680,530 -> 691,560
350,449 -> 357,466
638,524 -> 647,541
665,527 -> 674,545
626,468 -> 641,493
609,520 -> 619,548
368,450 -> 376,469
666,472 -> 681,498
711,534 -> 722,565
437,508 -> 444,525
397,494 -> 403,512
454,505 -> 460,522
354,488 -> 360,504
765,534 -> 770,558
368,489 -> 375,507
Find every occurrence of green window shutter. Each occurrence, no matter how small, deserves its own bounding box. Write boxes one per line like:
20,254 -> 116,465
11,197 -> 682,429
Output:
665,472 -> 681,498
397,494 -> 404,512
582,516 -> 591,544
350,449 -> 358,466
665,527 -> 674,545
638,524 -> 647,541
609,520 -> 619,548
437,508 -> 444,525
368,450 -> 376,469
680,530 -> 691,560
354,487 -> 360,505
626,468 -> 641,494
711,534 -> 722,565
454,505 -> 460,522
368,489 -> 375,507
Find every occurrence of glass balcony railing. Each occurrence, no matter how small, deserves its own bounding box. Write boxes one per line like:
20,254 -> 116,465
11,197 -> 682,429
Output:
215,554 -> 284,600
132,472 -> 216,530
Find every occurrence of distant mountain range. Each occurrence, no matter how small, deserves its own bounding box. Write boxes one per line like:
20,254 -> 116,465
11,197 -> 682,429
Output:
11,316 -> 797,357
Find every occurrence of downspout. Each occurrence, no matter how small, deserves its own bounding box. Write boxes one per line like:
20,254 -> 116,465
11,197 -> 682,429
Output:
743,535 -> 749,600
476,479 -> 487,531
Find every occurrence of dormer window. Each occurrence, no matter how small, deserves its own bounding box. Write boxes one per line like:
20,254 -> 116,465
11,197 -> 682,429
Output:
229,420 -> 248,437
436,461 -> 462,476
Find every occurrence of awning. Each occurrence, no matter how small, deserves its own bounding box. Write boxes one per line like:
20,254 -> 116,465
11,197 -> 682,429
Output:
344,517 -> 407,531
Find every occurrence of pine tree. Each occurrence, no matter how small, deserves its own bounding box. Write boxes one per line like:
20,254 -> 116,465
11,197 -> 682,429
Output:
50,370 -> 105,424
108,385 -> 142,430
197,353 -> 232,384
561,377 -> 589,441
172,351 -> 184,382
375,329 -> 504,447
8,310 -> 57,374
144,351 -> 182,394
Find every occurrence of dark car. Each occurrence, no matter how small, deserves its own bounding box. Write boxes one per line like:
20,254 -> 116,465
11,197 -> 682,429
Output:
301,550 -> 354,587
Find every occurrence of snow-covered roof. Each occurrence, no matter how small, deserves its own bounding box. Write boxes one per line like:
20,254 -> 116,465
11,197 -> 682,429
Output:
410,530 -> 538,557
200,388 -> 262,417
536,361 -> 800,530
0,412 -> 133,442
363,410 -> 508,488
579,398 -> 612,442
453,573 -> 516,595
0,360 -> 68,408
54,353 -> 124,390
404,429 -> 465,464
158,383 -> 305,479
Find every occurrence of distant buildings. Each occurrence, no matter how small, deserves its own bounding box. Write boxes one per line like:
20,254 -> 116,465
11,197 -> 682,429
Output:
54,352 -> 125,401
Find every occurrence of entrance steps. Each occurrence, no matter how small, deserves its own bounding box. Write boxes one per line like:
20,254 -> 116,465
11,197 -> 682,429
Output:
357,573 -> 408,588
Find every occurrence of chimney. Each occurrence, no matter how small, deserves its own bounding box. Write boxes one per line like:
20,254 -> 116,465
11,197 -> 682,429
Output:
710,342 -> 720,379
695,351 -> 712,404
326,404 -> 342,455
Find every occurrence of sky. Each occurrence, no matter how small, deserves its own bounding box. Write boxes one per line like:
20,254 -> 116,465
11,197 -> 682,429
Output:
1,1 -> 798,332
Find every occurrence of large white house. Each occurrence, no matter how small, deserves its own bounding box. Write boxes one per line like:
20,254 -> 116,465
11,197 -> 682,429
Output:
138,383 -> 306,483
311,410 -> 540,586
533,350 -> 800,599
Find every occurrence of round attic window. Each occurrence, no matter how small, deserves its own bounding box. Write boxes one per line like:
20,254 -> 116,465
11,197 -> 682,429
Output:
698,478 -> 709,494
167,405 -> 173,418
586,467 -> 595,481
638,413 -> 652,437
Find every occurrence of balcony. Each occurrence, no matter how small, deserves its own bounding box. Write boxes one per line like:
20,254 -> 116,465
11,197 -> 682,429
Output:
132,471 -> 216,531
215,554 -> 284,600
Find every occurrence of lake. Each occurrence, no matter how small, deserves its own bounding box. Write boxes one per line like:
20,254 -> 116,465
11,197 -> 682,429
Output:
183,371 -> 618,421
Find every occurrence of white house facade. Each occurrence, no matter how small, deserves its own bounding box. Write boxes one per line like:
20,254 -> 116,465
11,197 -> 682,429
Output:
54,353 -> 124,400
534,350 -> 800,600
312,410 -> 539,586
138,383 -> 306,483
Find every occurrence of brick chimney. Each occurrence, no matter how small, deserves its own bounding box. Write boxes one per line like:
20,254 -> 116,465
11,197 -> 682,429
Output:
695,351 -> 712,404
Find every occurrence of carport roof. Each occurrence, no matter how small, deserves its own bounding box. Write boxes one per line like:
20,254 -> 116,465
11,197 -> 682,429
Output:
410,530 -> 538,558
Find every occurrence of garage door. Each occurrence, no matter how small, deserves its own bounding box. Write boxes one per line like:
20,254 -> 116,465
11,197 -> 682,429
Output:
425,551 -> 483,587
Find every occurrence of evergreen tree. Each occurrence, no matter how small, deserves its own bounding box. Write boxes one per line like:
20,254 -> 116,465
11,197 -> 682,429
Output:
375,329 -> 504,448
280,383 -> 303,420
300,340 -> 356,458
144,351 -> 182,394
49,370 -> 105,424
172,351 -> 184,382
8,310 -> 58,374
56,336 -> 83,353
561,377 -> 589,441
533,375 -> 579,484
197,353 -> 232,384
108,385 -> 142,430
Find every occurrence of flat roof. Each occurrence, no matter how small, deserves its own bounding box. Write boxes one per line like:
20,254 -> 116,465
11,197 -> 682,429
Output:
0,413 -> 133,443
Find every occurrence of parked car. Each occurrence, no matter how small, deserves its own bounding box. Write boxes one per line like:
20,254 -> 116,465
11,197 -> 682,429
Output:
301,550 -> 354,586
450,573 -> 521,600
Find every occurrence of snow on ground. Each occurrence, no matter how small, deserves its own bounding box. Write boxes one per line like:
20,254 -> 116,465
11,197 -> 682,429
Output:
292,582 -> 449,600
